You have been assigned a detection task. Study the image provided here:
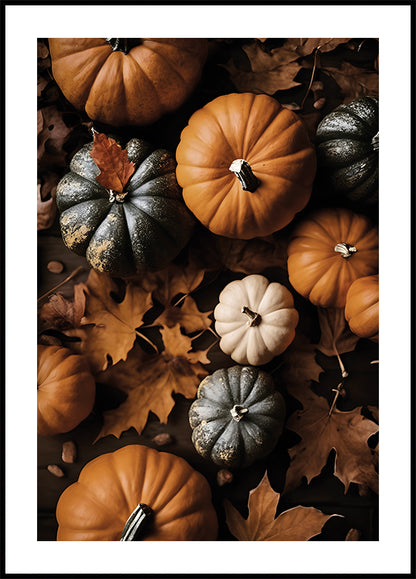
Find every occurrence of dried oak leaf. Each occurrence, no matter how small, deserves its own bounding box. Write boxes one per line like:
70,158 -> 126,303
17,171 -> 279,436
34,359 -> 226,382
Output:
225,471 -> 337,541
317,307 -> 359,357
153,295 -> 213,335
40,286 -> 86,331
37,183 -> 56,230
216,234 -> 289,274
90,131 -> 135,194
222,41 -> 301,94
65,270 -> 153,373
95,324 -> 209,439
284,383 -> 379,495
323,61 -> 379,101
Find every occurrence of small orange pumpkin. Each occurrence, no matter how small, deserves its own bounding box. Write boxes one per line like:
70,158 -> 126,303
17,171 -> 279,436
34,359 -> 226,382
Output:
37,345 -> 96,437
48,38 -> 208,127
345,274 -> 379,341
176,92 -> 316,239
287,207 -> 379,308
56,444 -> 218,541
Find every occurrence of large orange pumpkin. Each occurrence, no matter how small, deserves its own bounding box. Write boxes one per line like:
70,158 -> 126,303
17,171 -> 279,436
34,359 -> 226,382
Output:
345,274 -> 379,342
56,444 -> 218,541
37,345 -> 96,437
287,208 -> 379,308
48,38 -> 208,127
176,92 -> 317,239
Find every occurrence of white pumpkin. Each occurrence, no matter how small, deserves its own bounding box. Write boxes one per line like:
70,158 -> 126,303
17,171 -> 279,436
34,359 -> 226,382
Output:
214,274 -> 298,366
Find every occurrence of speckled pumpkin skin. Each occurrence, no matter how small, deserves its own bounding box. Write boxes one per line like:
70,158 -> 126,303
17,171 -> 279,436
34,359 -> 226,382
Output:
189,366 -> 285,468
56,138 -> 195,276
316,96 -> 379,205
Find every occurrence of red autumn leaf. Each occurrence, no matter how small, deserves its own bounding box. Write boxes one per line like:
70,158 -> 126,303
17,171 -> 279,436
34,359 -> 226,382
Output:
90,131 -> 135,194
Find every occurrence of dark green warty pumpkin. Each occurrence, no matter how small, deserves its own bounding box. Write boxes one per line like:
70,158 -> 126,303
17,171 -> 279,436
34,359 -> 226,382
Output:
56,138 -> 195,276
189,365 -> 286,469
315,96 -> 379,205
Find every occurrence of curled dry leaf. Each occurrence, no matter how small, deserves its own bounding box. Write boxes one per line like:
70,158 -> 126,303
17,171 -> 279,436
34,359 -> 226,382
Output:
37,183 -> 56,231
95,325 -> 209,439
216,234 -> 289,274
65,270 -> 153,373
225,471 -> 338,540
284,383 -> 379,495
284,38 -> 351,57
40,285 -> 86,331
37,105 -> 73,166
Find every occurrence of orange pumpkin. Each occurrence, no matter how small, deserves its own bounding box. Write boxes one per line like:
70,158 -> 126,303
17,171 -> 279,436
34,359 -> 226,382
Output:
287,208 -> 379,308
345,274 -> 379,341
37,345 -> 96,437
48,38 -> 208,127
56,444 -> 218,541
176,92 -> 316,239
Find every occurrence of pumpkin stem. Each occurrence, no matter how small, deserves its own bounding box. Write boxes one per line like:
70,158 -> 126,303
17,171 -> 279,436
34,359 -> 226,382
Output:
109,189 -> 128,203
120,503 -> 153,541
372,131 -> 379,151
230,404 -> 249,422
334,243 -> 357,258
241,306 -> 262,327
106,38 -> 141,54
229,159 -> 260,193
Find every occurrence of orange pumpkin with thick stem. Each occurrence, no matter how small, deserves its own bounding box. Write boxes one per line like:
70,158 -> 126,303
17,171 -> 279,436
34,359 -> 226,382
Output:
345,274 -> 379,342
176,92 -> 316,239
56,444 -> 218,541
37,345 -> 96,436
287,207 -> 379,308
48,38 -> 208,127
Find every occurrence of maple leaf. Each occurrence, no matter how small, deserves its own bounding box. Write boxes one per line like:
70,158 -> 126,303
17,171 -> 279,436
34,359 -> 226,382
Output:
40,286 -> 86,330
323,61 -> 378,102
284,383 -> 379,495
65,270 -> 153,373
284,38 -> 351,57
95,324 -> 209,439
216,234 -> 289,274
222,41 -> 301,94
225,471 -> 337,540
90,131 -> 135,194
280,333 -> 324,389
317,307 -> 359,357
153,295 -> 213,335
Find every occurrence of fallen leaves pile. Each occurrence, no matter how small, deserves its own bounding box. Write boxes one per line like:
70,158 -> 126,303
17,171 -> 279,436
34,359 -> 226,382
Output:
38,37 -> 379,541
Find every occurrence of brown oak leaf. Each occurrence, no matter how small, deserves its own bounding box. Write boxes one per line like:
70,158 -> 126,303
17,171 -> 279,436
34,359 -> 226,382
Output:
153,295 -> 213,335
323,61 -> 379,102
225,471 -> 337,540
317,307 -> 359,357
90,131 -> 135,194
223,41 -> 301,94
66,270 -> 153,373
216,233 -> 289,274
40,286 -> 86,330
284,383 -> 379,495
95,324 -> 209,439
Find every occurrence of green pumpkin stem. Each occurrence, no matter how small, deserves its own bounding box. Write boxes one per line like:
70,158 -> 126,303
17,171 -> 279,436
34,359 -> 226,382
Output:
229,159 -> 259,193
334,243 -> 357,258
230,404 -> 249,422
120,503 -> 153,541
241,306 -> 262,327
106,38 -> 141,54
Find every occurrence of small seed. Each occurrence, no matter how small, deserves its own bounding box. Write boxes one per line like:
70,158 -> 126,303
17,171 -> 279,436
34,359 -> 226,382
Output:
152,433 -> 173,446
217,469 -> 233,486
47,464 -> 65,478
47,260 -> 64,274
313,97 -> 326,110
62,440 -> 77,463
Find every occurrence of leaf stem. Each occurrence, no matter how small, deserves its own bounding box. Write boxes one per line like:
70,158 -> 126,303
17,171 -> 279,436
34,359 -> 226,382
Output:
300,46 -> 321,109
135,330 -> 159,354
37,266 -> 84,303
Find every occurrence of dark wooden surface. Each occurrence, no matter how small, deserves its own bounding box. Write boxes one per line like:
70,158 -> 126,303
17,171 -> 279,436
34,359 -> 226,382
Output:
37,37 -> 379,542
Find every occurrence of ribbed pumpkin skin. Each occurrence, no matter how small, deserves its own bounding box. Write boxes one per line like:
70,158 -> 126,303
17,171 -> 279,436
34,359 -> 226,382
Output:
316,97 -> 379,205
345,274 -> 379,342
287,208 -> 379,308
48,38 -> 208,127
214,274 -> 298,365
189,366 -> 285,468
56,445 -> 218,541
176,92 -> 317,239
56,138 -> 194,276
37,345 -> 96,437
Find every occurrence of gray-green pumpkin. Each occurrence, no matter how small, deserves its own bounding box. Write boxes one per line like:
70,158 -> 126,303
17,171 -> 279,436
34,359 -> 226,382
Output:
56,137 -> 194,276
316,96 -> 379,206
189,365 -> 286,469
